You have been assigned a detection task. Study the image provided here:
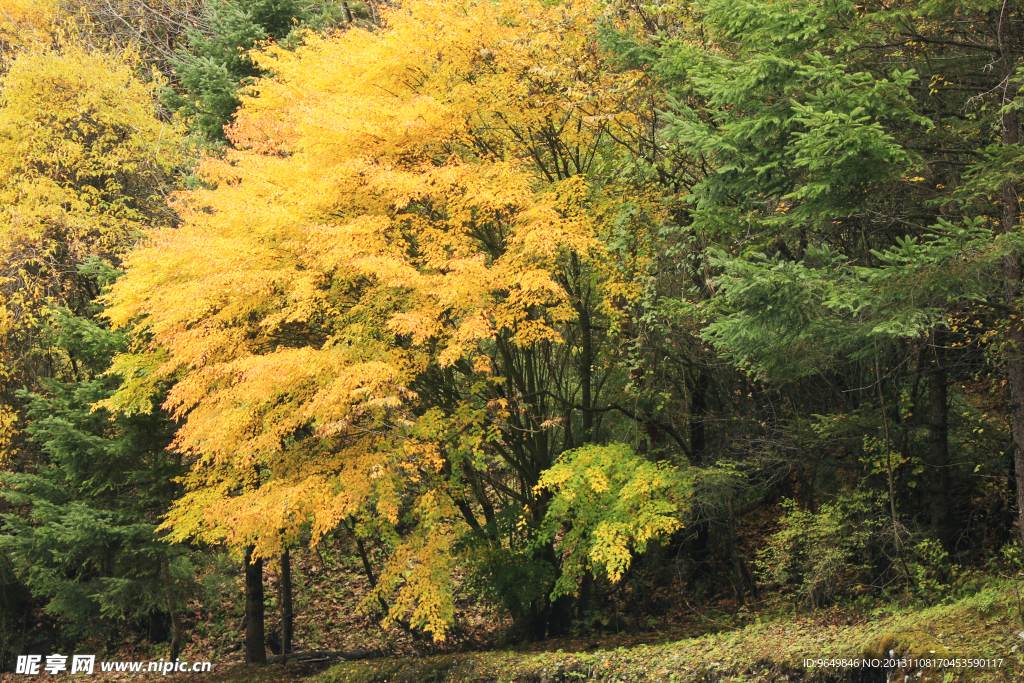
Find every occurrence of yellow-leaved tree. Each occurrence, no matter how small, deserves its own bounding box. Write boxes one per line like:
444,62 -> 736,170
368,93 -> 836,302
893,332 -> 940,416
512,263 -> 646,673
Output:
106,0 -> 683,641
0,44 -> 183,462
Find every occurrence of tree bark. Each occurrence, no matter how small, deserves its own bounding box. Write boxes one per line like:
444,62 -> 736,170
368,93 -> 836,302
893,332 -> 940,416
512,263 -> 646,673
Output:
244,546 -> 267,665
689,369 -> 709,465
579,302 -> 594,443
998,0 -> 1024,544
161,558 -> 183,662
576,569 -> 593,621
279,547 -> 293,659
927,330 -> 954,550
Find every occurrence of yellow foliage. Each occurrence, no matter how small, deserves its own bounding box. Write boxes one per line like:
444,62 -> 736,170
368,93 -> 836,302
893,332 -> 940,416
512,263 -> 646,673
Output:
0,44 -> 184,462
0,302 -> 15,463
0,0 -> 59,54
2,0 -> 201,66
367,490 -> 458,638
537,443 -> 689,595
107,0 -> 652,639
0,45 -> 182,260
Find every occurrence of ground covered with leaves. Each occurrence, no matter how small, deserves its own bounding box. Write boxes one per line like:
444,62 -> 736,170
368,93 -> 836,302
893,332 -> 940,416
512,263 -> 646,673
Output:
2,573 -> 1022,683
310,581 -> 1024,683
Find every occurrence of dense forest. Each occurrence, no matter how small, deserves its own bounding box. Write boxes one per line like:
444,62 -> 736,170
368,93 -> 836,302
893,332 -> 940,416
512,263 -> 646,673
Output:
2,0 -> 1024,680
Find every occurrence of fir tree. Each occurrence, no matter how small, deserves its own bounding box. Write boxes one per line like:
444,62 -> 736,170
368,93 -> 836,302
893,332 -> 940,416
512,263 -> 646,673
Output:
164,0 -> 313,143
0,261 -> 191,653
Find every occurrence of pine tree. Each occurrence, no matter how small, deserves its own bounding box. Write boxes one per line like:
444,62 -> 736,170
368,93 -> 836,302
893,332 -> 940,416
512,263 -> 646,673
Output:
0,261 -> 192,651
164,0 -> 315,143
635,0 -> 1024,551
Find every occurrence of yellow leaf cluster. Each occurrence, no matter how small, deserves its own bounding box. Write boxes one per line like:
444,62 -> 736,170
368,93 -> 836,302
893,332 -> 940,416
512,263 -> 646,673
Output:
0,302 -> 16,463
0,0 -> 59,54
537,443 -> 689,594
367,490 -> 457,640
0,45 -> 183,294
0,43 -> 183,461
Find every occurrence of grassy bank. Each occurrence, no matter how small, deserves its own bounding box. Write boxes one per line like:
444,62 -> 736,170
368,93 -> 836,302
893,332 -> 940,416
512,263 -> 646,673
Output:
313,582 -> 1024,683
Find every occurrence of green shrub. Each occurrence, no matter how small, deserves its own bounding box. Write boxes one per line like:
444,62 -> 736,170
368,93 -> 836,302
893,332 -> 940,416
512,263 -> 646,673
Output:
756,492 -> 879,607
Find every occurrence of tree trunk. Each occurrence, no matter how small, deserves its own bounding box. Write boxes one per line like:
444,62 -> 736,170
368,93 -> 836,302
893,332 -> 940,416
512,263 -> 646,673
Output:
576,569 -> 593,621
279,547 -> 293,659
244,546 -> 267,665
579,302 -> 593,443
517,543 -> 574,642
689,369 -> 709,465
161,558 -> 183,662
726,495 -> 758,603
927,330 -> 955,550
998,0 -> 1024,544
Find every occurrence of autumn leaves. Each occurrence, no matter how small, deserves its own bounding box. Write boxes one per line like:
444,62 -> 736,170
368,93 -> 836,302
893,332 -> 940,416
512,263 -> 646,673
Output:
94,0 -> 676,641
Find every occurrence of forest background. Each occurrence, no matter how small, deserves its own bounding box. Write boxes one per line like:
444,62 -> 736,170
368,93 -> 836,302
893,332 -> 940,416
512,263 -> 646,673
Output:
2,0 -> 1024,676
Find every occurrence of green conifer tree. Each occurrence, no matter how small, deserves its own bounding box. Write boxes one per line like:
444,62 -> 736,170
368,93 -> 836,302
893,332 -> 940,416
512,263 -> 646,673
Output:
0,261 -> 192,653
165,0 -> 311,142
612,0 -> 1024,555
